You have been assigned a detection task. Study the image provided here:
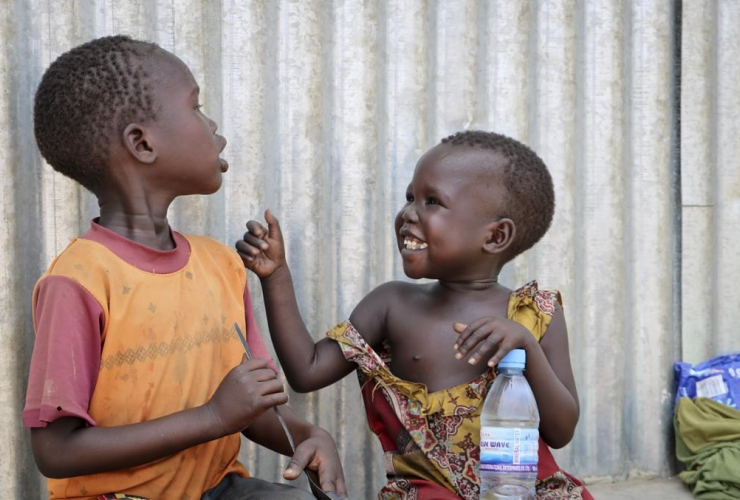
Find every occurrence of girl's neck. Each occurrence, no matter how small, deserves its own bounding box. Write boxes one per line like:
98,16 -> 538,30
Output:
436,277 -> 503,295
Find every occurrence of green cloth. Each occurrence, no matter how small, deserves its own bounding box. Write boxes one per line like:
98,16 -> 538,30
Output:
675,397 -> 740,499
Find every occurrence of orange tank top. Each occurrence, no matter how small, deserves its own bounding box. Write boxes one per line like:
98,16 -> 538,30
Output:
39,234 -> 249,499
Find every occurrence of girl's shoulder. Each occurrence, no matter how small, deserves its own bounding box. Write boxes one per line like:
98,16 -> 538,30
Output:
350,280 -> 429,331
365,279 -> 430,301
510,280 -> 562,314
509,280 -> 563,341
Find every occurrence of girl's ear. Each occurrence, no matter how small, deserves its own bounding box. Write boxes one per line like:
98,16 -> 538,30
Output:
122,123 -> 157,164
483,218 -> 516,255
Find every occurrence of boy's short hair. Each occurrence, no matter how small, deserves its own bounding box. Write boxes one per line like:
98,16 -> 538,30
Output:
34,35 -> 161,192
442,130 -> 555,262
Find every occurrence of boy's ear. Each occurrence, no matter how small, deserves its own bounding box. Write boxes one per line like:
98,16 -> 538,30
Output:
122,123 -> 157,164
483,218 -> 516,255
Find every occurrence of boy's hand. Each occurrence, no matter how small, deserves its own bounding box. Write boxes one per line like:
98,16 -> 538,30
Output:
284,427 -> 348,498
206,356 -> 288,436
453,317 -> 536,367
236,209 -> 286,279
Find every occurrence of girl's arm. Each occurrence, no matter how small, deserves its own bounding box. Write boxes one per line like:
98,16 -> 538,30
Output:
518,307 -> 579,448
258,265 -> 356,392
237,210 -> 384,393
31,357 -> 287,478
453,306 -> 579,449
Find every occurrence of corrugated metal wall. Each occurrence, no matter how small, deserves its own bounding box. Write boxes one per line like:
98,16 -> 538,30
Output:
1,0 -> 739,498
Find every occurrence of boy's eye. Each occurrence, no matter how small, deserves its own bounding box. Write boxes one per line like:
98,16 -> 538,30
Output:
426,197 -> 440,205
406,193 -> 414,203
195,103 -> 204,111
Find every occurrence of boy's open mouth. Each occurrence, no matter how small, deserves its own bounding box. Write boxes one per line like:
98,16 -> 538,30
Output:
403,236 -> 428,250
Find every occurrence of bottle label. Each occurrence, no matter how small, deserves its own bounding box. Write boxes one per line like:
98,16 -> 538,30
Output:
480,426 -> 539,473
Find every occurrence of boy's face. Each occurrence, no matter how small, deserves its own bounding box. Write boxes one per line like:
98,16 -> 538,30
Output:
144,51 -> 228,196
395,144 -> 507,280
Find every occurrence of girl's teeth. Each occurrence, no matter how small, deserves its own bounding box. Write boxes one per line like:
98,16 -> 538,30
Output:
404,238 -> 427,250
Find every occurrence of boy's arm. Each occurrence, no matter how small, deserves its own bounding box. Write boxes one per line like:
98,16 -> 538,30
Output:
242,404 -> 347,496
236,210 -> 385,393
31,356 -> 287,478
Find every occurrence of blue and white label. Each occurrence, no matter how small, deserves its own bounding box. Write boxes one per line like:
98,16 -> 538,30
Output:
480,426 -> 539,473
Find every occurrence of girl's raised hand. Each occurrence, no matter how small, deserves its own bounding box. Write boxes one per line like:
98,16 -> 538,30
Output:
453,317 -> 537,367
236,209 -> 286,279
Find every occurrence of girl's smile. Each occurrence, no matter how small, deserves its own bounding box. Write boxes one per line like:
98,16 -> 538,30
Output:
402,234 -> 428,251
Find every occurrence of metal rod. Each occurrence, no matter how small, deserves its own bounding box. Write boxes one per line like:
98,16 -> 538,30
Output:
232,323 -> 336,499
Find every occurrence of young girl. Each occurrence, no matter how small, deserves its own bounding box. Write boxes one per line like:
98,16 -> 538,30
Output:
237,131 -> 592,499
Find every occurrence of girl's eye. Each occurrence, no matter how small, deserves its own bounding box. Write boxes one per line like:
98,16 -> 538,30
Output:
426,197 -> 440,205
195,103 -> 204,111
406,193 -> 414,203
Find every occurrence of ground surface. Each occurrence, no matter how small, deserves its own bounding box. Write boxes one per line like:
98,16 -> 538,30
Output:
586,476 -> 694,499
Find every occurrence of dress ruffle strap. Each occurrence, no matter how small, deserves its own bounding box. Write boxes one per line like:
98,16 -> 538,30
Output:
507,280 -> 562,342
327,322 -> 494,417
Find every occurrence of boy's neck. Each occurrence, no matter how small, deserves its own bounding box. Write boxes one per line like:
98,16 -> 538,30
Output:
97,195 -> 175,251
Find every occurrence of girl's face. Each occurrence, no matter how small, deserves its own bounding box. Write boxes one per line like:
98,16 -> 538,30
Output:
395,144 -> 508,281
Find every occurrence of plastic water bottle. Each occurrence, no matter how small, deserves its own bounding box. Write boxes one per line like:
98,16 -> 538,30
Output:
479,349 -> 539,499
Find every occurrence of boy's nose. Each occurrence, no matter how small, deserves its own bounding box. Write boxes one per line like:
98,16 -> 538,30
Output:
209,117 -> 218,134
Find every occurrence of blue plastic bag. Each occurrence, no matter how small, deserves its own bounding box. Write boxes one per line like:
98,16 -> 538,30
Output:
674,353 -> 740,409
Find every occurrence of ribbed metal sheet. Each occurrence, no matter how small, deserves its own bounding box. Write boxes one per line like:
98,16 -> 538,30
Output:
2,1 -> 739,498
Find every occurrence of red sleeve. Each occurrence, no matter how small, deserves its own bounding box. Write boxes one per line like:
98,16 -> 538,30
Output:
243,285 -> 278,373
23,276 -> 103,428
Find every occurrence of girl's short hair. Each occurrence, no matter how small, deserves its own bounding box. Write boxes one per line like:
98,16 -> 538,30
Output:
442,130 -> 555,262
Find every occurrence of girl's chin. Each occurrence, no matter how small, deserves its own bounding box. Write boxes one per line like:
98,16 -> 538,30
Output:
402,265 -> 427,281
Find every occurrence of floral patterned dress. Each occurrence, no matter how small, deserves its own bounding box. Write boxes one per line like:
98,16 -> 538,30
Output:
326,281 -> 592,500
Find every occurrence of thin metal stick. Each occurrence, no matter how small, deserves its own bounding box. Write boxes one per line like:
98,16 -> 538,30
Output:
233,323 -> 337,499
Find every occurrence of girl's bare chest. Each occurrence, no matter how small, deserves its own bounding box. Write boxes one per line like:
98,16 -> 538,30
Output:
383,301 -> 506,391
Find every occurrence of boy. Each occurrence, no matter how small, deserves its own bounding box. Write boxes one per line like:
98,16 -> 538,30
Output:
24,35 -> 346,500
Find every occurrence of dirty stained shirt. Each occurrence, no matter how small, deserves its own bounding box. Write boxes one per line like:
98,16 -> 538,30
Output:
22,220 -> 275,500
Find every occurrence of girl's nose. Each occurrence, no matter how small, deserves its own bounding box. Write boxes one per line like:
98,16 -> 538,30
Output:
401,204 -> 419,223
209,117 -> 218,134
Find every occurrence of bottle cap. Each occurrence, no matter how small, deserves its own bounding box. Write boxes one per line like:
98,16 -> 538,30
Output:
499,348 -> 526,370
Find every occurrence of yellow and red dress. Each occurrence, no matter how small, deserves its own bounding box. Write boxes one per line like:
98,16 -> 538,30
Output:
327,282 -> 592,500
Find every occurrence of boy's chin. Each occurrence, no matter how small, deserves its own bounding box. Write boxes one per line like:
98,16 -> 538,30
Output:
200,176 -> 224,195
